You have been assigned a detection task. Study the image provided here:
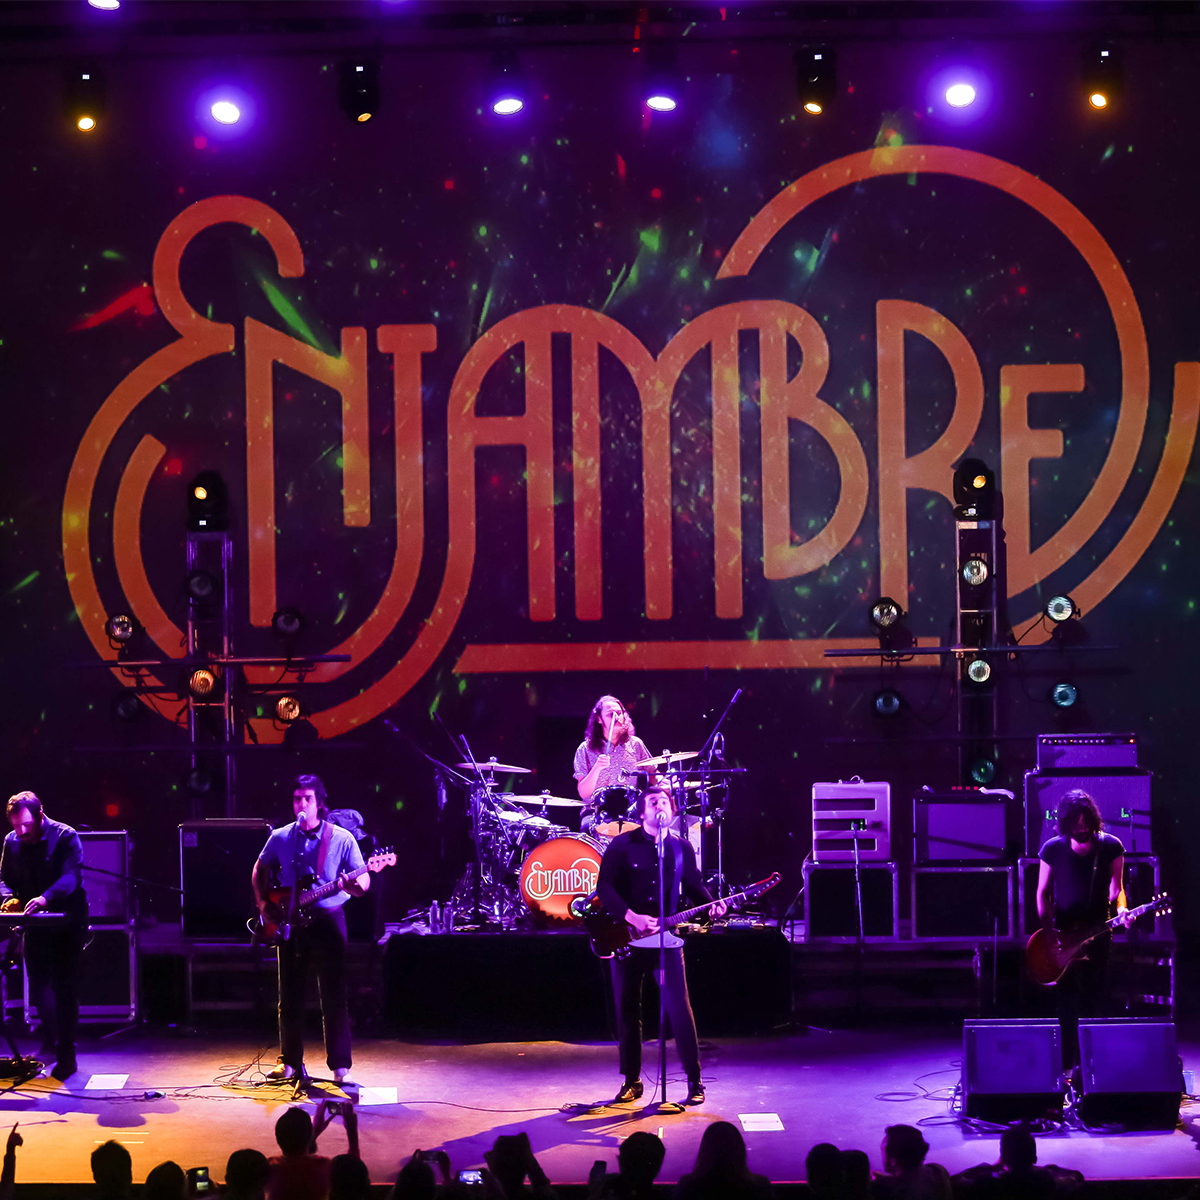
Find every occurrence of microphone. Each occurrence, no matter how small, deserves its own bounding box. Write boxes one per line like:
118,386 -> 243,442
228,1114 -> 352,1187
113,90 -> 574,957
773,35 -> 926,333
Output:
713,733 -> 725,762
656,810 -> 671,829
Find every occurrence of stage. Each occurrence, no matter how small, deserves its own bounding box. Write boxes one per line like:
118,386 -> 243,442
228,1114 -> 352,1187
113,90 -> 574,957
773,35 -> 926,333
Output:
0,1026 -> 1197,1189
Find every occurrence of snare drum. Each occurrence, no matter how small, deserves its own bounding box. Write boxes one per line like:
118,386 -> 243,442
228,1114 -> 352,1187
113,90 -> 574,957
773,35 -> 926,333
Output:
519,833 -> 605,922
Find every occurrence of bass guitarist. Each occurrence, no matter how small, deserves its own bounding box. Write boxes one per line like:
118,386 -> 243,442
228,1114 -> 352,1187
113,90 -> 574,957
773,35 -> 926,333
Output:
252,774 -> 369,1088
1035,789 -> 1132,1068
595,787 -> 725,1106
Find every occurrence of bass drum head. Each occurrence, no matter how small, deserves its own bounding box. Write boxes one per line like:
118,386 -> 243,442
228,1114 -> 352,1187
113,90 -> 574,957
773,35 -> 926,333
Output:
519,834 -> 605,923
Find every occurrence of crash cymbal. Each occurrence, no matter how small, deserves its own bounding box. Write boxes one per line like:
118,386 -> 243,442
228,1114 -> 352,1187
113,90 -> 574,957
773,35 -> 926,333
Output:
633,750 -> 699,769
510,793 -> 585,808
454,758 -> 533,774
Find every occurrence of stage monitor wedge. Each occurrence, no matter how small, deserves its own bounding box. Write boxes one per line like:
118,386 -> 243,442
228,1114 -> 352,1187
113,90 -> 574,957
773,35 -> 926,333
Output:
963,1018 -> 1065,1122
1078,1018 -> 1183,1129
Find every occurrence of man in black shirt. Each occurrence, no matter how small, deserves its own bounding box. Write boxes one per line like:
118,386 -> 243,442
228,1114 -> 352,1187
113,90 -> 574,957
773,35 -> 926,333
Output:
0,792 -> 88,1079
595,787 -> 726,1106
1036,789 -> 1131,1067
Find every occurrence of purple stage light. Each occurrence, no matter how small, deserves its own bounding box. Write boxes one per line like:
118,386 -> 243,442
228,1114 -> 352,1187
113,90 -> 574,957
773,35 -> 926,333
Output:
946,81 -> 976,108
88,0 -> 121,8
643,46 -> 680,114
926,64 -> 992,124
195,84 -> 256,138
488,51 -> 525,117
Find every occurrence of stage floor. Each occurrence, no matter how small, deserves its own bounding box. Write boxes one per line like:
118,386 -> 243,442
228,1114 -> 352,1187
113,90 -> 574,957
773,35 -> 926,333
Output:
1,1027 -> 1198,1186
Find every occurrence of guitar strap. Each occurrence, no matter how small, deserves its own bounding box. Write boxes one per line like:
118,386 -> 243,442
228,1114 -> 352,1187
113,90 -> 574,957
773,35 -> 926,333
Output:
671,831 -> 683,910
316,820 -> 333,882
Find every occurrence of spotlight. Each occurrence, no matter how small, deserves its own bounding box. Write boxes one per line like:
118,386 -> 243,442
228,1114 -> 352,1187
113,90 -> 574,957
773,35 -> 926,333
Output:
643,47 -> 679,113
1044,594 -> 1078,623
186,570 -> 217,602
338,58 -> 380,123
185,767 -> 214,796
111,692 -> 143,722
488,50 -> 525,116
275,695 -> 303,723
1051,681 -> 1078,708
873,688 -> 902,718
187,667 -> 219,698
105,612 -> 139,644
1083,43 -> 1122,111
65,69 -> 105,133
88,0 -> 121,8
969,756 -> 997,785
953,458 -> 995,519
965,656 -> 992,685
870,597 -> 904,630
211,99 -> 241,125
961,558 -> 990,587
796,47 -> 835,115
187,470 -> 228,531
271,608 -> 306,641
945,81 -> 977,108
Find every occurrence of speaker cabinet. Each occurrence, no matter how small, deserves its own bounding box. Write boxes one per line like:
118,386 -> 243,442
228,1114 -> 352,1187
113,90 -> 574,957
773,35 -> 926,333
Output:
963,1018 -> 1064,1121
913,795 -> 1009,863
180,819 -> 272,940
1078,1018 -> 1183,1128
802,861 -> 898,941
1018,854 -> 1165,938
912,866 -> 1013,940
23,927 -> 136,1024
79,831 -> 130,925
1025,770 -> 1152,856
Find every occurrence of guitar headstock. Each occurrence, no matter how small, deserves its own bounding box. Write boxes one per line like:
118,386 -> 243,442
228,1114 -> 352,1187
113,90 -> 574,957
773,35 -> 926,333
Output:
367,848 -> 397,872
1151,891 -> 1172,916
742,872 -> 782,901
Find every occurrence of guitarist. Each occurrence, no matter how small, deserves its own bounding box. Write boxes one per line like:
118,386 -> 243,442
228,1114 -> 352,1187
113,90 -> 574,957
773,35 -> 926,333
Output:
1035,790 -> 1132,1067
595,787 -> 726,1106
252,775 -> 369,1088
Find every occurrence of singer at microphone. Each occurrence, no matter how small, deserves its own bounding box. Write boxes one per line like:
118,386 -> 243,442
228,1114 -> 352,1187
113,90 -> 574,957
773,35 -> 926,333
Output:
594,786 -> 726,1107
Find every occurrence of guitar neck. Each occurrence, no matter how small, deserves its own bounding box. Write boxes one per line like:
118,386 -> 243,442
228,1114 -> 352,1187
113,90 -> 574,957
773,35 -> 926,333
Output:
299,862 -> 367,908
1101,897 -> 1158,932
663,887 -> 750,929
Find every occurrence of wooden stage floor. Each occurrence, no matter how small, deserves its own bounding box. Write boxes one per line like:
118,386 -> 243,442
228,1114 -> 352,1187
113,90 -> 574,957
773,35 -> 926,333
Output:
0,1027 -> 1198,1187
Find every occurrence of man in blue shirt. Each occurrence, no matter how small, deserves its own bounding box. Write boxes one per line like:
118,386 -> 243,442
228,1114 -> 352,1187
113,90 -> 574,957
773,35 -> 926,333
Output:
252,775 -> 368,1086
0,791 -> 88,1080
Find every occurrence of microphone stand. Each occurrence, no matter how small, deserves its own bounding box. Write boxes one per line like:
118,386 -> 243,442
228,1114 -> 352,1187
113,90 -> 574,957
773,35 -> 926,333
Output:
850,818 -> 866,1018
647,811 -> 684,1116
687,689 -> 742,888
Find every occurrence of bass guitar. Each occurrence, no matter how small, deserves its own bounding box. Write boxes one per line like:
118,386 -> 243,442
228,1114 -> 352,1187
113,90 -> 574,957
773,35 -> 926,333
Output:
253,850 -> 396,947
572,872 -> 780,960
1025,892 -> 1171,987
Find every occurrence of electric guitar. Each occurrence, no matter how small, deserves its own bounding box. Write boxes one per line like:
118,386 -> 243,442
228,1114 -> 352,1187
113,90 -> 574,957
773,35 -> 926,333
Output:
1025,892 -> 1171,987
253,850 -> 396,946
573,872 -> 781,960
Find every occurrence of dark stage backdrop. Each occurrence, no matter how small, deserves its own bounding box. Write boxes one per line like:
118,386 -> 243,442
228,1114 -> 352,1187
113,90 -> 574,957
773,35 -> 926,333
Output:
2,34 -> 1199,930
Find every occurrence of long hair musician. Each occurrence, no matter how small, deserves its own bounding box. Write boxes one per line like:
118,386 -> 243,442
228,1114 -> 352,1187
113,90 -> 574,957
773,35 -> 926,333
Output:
573,695 -> 654,836
594,786 -> 726,1106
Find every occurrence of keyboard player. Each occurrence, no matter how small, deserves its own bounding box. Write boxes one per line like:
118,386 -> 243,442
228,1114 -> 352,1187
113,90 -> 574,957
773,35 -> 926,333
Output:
0,792 -> 87,1079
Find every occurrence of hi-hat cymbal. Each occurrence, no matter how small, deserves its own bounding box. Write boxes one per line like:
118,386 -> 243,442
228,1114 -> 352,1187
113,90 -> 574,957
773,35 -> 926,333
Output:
455,758 -> 532,774
634,750 -> 699,769
510,793 -> 584,808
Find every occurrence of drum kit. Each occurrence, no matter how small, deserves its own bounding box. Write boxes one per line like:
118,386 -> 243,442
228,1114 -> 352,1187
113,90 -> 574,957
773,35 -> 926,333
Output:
444,748 -> 745,929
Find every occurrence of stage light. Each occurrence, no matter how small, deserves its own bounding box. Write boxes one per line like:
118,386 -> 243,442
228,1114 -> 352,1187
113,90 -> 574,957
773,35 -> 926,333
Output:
112,692 -> 143,723
1051,682 -> 1078,708
487,50 -> 524,116
185,767 -> 214,796
65,69 -> 105,134
338,58 -> 380,123
953,458 -> 995,519
88,0 -> 121,8
965,657 -> 992,685
1083,44 -> 1122,111
962,558 -> 989,587
186,570 -> 217,602
188,667 -> 217,698
276,695 -> 303,723
796,47 -> 835,115
271,607 -> 306,641
870,597 -> 903,630
873,688 -> 902,718
211,99 -> 240,125
105,612 -> 139,643
643,47 -> 680,113
969,756 -> 997,785
1045,594 -> 1078,623
946,82 -> 976,108
187,470 -> 228,531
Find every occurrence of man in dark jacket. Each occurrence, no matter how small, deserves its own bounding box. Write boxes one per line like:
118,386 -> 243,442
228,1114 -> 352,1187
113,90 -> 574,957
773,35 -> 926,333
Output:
0,792 -> 87,1079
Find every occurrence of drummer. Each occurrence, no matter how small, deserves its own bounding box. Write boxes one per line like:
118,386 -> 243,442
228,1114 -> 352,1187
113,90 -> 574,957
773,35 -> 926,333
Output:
574,696 -> 656,836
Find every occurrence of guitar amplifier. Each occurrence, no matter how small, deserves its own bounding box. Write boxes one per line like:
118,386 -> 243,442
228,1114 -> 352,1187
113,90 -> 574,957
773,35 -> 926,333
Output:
802,860 -> 898,941
811,780 -> 890,862
1024,770 -> 1152,856
79,831 -> 131,925
180,819 -> 272,940
911,866 -> 1013,940
913,793 -> 1011,863
1037,733 -> 1137,771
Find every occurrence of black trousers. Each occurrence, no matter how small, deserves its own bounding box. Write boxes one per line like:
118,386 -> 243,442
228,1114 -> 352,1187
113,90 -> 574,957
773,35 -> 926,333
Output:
278,906 -> 351,1072
610,946 -> 700,1083
1057,933 -> 1112,1069
25,927 -> 84,1063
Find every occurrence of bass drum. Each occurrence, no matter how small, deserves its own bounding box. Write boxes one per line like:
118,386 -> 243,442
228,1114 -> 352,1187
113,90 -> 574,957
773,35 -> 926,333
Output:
519,834 -> 605,923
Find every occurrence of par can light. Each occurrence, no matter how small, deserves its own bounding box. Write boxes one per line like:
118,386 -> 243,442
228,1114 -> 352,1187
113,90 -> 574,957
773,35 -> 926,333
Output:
1045,594 -> 1077,623
1051,682 -> 1078,708
966,657 -> 992,685
961,558 -> 989,586
276,695 -> 303,723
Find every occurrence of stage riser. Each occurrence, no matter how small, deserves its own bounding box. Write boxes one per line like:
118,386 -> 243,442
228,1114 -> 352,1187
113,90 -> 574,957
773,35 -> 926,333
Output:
383,930 -> 791,1040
